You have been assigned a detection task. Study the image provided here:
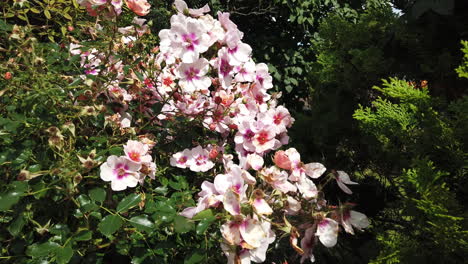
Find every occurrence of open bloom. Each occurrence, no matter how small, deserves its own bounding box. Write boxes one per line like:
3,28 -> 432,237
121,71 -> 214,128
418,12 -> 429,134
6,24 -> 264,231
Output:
159,14 -> 211,63
176,58 -> 211,93
221,216 -> 275,263
100,155 -> 141,191
124,140 -> 152,163
316,218 -> 339,248
341,209 -> 370,235
187,146 -> 215,172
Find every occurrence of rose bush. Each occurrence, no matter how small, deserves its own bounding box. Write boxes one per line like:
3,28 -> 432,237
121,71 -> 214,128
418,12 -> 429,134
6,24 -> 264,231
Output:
0,1 -> 369,263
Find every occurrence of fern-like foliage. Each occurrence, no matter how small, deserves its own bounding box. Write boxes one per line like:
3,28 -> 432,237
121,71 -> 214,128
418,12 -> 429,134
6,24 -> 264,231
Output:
354,78 -> 467,264
455,40 -> 468,79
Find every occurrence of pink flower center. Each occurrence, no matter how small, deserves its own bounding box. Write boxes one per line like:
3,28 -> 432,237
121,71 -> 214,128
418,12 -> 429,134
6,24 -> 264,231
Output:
195,155 -> 207,165
256,75 -> 264,85
256,131 -> 269,145
228,46 -> 238,54
177,156 -> 188,164
233,184 -> 242,194
319,219 -> 329,228
273,113 -> 283,125
182,33 -> 199,51
243,129 -> 255,140
185,67 -> 200,81
255,94 -> 264,104
219,59 -> 232,77
163,77 -> 173,86
144,78 -> 154,88
128,152 -> 141,162
116,168 -> 127,179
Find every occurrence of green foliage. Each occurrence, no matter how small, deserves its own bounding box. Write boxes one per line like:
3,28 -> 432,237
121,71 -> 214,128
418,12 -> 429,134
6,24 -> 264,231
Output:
0,0 -> 87,42
0,2 -> 223,263
354,78 -> 467,263
456,40 -> 468,79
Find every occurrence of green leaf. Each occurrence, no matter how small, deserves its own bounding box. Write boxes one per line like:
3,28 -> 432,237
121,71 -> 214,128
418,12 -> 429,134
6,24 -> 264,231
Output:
69,78 -> 83,86
74,230 -> 92,241
50,224 -> 70,238
196,216 -> 215,235
28,164 -> 42,173
174,215 -> 194,234
153,186 -> 168,195
0,191 -> 23,211
116,193 -> 141,213
184,250 -> 205,264
98,215 -> 123,236
8,214 -> 26,236
56,246 -> 73,264
108,147 -> 121,156
77,194 -> 98,212
44,9 -> 51,19
192,209 -> 213,220
154,201 -> 176,222
26,241 -> 60,258
89,188 -> 106,203
0,182 -> 27,211
129,215 -> 155,233
62,12 -> 73,20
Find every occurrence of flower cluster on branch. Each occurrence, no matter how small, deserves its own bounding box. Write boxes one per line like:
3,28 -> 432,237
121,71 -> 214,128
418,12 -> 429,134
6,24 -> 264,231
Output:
71,1 -> 369,262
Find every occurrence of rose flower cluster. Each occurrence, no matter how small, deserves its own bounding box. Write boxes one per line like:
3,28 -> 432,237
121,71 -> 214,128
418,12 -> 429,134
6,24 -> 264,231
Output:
72,0 -> 370,263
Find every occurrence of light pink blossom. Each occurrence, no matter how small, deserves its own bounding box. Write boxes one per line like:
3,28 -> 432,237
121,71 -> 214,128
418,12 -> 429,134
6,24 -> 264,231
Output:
123,140 -> 152,164
316,218 -> 339,248
176,58 -> 211,93
341,210 -> 370,235
100,155 -> 141,191
336,170 -> 358,194
174,0 -> 210,17
170,148 -> 192,168
187,146 -> 215,172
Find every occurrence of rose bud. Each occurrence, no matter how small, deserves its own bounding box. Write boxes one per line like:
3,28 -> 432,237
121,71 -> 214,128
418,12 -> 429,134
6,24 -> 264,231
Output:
4,72 -> 12,80
273,150 -> 292,170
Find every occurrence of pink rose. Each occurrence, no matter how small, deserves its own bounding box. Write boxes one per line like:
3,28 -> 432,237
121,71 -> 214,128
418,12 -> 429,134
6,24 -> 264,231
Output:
273,150 -> 292,170
125,0 -> 150,16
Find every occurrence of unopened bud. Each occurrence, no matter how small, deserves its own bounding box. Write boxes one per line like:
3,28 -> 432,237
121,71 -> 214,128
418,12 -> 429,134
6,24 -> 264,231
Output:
209,123 -> 217,131
4,72 -> 12,80
209,148 -> 219,160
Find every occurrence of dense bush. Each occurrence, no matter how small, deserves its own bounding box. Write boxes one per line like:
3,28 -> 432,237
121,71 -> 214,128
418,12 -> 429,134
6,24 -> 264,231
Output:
0,1 -> 372,263
1,1 -> 467,264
